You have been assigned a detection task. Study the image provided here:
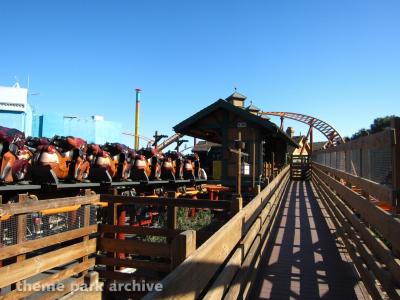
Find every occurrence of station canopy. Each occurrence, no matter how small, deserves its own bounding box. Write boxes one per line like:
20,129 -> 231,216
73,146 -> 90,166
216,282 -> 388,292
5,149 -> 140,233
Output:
173,98 -> 298,147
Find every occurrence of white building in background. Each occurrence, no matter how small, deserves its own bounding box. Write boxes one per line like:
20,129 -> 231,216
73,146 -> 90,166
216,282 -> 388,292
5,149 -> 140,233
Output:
0,83 -> 32,136
0,82 -> 129,145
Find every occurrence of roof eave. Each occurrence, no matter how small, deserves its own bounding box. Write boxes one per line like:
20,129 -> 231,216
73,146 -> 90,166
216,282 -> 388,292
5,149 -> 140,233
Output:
173,98 -> 299,147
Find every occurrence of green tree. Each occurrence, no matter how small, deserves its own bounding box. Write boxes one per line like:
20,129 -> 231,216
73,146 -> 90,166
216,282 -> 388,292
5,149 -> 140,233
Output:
351,115 -> 398,140
370,116 -> 395,134
351,128 -> 369,140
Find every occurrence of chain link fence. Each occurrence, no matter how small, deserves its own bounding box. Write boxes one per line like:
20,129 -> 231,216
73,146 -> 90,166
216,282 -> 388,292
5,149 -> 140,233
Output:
0,215 -> 17,247
0,204 -> 98,247
312,129 -> 395,187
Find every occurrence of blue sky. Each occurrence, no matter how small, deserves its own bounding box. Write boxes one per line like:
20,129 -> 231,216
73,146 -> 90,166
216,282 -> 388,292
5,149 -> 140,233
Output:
0,0 -> 399,146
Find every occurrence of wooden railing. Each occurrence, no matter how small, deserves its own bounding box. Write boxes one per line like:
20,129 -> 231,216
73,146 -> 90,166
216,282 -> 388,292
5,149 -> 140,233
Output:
5,154 -> 398,299
312,118 -> 400,213
96,192 -> 232,298
0,194 -> 100,300
312,163 -> 400,300
313,162 -> 395,208
144,165 -> 290,299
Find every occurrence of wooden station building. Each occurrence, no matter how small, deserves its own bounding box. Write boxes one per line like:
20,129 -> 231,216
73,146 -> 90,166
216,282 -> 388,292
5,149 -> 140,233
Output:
174,92 -> 298,188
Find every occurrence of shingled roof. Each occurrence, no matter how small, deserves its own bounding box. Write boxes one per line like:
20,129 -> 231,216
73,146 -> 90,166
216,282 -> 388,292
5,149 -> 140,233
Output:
246,103 -> 261,113
225,92 -> 247,101
173,99 -> 299,147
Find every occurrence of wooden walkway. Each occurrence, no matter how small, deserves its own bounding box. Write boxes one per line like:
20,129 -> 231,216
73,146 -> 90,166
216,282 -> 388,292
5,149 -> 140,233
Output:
251,180 -> 368,300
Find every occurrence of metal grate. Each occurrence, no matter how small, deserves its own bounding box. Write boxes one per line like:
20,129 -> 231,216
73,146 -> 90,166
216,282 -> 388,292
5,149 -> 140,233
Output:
0,215 -> 18,247
90,205 -> 98,225
330,152 -> 336,169
337,151 -> 345,171
1,205 -> 98,248
26,206 -> 86,241
369,147 -> 392,185
349,149 -> 361,176
313,144 -> 393,187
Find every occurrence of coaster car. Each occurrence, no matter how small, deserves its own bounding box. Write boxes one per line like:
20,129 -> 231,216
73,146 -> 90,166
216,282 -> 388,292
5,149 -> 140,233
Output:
86,143 -> 114,183
183,153 -> 206,180
131,148 -> 162,182
31,135 -> 90,184
161,151 -> 184,181
102,142 -> 133,181
0,126 -> 32,184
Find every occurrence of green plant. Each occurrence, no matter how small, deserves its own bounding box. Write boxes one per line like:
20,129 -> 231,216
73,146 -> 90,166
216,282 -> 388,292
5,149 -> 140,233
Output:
176,208 -> 213,231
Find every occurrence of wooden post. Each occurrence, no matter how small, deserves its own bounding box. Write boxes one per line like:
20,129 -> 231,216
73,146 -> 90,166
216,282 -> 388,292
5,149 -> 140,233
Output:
13,194 -> 28,291
110,187 -> 127,261
84,271 -> 100,289
16,194 -> 28,245
231,194 -> 243,216
271,152 -> 275,179
263,163 -> 266,179
106,197 -> 118,272
236,131 -> 242,196
171,230 -> 196,269
391,117 -> 400,214
167,206 -> 177,231
167,191 -> 178,243
252,132 -> 256,189
80,189 -> 92,276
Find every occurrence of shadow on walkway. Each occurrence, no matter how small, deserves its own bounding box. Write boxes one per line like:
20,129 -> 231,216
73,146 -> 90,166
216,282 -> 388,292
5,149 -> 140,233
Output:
251,180 -> 365,300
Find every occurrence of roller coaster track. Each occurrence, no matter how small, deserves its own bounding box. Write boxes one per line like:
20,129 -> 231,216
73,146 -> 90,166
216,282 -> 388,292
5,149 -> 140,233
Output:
157,133 -> 182,151
260,112 -> 345,146
122,133 -> 155,148
122,132 -> 182,151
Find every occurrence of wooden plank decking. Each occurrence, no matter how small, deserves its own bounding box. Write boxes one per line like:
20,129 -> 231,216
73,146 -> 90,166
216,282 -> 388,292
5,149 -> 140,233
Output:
251,180 -> 368,300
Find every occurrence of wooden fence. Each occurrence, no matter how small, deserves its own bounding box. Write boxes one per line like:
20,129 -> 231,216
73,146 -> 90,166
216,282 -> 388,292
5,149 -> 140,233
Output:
144,165 -> 290,299
0,194 -> 100,300
96,192 -> 232,297
312,118 -> 400,213
312,163 -> 400,300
